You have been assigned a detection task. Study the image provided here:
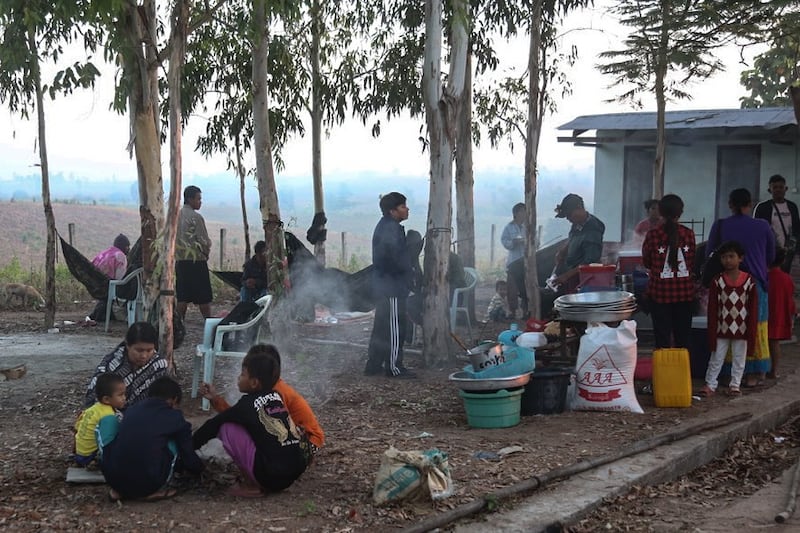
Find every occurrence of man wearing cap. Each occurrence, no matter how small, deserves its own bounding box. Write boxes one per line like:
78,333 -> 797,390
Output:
553,193 -> 606,291
364,192 -> 416,378
87,234 -> 131,323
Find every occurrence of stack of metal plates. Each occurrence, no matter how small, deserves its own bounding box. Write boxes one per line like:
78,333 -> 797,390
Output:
554,290 -> 637,322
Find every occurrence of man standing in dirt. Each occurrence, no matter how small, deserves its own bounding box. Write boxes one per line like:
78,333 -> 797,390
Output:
364,192 -> 416,379
176,185 -> 213,319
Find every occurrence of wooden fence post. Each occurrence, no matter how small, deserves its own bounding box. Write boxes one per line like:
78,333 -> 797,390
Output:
219,228 -> 226,270
340,232 -> 347,269
490,224 -> 496,267
68,223 -> 75,247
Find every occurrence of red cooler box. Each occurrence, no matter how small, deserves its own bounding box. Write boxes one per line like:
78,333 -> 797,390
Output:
617,250 -> 643,274
578,264 -> 616,290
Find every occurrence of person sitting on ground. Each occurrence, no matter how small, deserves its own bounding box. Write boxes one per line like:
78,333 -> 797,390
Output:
87,234 -> 131,323
486,280 -> 511,322
84,322 -> 168,408
241,240 -> 269,303
103,377 -> 204,502
767,247 -> 796,381
634,199 -> 661,240
73,374 -> 126,467
198,348 -> 324,455
700,241 -> 758,398
193,345 -> 314,497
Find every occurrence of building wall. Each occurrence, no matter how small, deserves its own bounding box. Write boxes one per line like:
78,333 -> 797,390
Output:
594,133 -> 800,244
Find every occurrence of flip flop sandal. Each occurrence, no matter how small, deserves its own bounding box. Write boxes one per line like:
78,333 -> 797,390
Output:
727,387 -> 741,396
742,380 -> 764,388
697,385 -> 715,397
226,483 -> 264,498
143,488 -> 177,502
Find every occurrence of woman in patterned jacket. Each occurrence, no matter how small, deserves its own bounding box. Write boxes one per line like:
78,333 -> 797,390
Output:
83,322 -> 168,408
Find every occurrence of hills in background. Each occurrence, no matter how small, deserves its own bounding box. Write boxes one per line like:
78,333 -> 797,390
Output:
0,167 -> 593,270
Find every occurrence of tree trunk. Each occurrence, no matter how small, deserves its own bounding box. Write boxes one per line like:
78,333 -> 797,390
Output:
235,133 -> 251,259
422,0 -> 468,365
524,2 -> 544,320
28,28 -> 56,329
311,0 -> 326,265
125,0 -> 164,318
160,0 -> 190,371
455,52 -> 475,321
652,0 -> 669,199
252,0 -> 286,294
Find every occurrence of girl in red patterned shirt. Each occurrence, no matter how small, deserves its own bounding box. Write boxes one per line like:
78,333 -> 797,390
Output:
701,241 -> 758,396
641,194 -> 696,349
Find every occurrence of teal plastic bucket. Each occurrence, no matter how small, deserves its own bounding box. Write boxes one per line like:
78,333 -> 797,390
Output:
458,388 -> 523,428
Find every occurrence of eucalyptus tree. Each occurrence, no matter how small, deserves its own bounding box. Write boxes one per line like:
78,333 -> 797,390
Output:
421,0 -> 469,362
598,0 -> 774,199
740,10 -> 800,109
0,0 -> 101,328
191,1 -> 305,264
86,0 -> 227,368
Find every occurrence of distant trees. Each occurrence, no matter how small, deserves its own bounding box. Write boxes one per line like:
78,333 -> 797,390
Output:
740,10 -> 800,108
0,0 -> 101,328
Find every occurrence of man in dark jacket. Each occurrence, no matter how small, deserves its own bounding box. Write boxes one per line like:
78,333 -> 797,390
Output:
241,240 -> 269,302
364,192 -> 416,378
754,174 -> 800,273
102,378 -> 203,501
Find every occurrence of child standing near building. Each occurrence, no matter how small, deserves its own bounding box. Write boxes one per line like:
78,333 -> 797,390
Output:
486,280 -> 511,322
102,377 -> 204,501
193,344 -> 313,497
768,248 -> 796,380
701,241 -> 758,397
74,373 -> 126,466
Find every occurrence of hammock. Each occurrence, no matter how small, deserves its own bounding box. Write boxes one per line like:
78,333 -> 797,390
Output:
212,270 -> 243,291
60,235 -> 185,349
59,236 -> 112,300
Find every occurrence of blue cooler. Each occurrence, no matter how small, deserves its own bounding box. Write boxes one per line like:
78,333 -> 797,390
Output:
689,316 -> 710,379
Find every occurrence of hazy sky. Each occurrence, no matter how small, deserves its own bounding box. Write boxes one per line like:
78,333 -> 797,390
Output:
0,2 -> 761,183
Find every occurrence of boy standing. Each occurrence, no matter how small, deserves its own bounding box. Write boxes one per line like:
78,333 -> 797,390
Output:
364,192 -> 415,378
74,374 -> 126,466
701,241 -> 758,397
103,377 -> 203,501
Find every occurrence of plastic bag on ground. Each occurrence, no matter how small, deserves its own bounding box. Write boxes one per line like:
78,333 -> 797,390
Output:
373,447 -> 454,505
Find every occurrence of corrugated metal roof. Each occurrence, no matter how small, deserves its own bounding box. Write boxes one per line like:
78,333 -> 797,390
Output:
557,107 -> 797,131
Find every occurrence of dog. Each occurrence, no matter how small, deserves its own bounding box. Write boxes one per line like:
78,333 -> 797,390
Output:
2,283 -> 46,310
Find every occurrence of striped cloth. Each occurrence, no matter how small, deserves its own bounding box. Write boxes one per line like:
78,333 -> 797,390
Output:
84,343 -> 168,408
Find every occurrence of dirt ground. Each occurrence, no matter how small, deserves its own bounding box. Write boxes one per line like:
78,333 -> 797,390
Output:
1,286 -> 798,532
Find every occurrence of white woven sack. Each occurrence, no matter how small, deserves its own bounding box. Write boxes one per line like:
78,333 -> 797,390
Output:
571,320 -> 643,414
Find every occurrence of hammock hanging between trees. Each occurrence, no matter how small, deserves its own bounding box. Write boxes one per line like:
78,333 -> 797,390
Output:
59,235 -> 185,349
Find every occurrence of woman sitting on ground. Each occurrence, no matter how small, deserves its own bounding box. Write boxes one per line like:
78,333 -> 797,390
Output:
83,322 -> 169,408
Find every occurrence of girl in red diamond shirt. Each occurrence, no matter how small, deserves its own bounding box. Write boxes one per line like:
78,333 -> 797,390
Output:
642,194 -> 696,349
701,241 -> 758,397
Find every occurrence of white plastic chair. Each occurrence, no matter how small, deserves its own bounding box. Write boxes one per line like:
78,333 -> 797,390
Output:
450,267 -> 478,340
192,294 -> 273,410
104,267 -> 144,332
